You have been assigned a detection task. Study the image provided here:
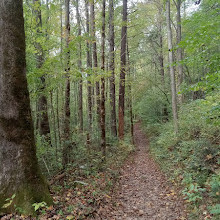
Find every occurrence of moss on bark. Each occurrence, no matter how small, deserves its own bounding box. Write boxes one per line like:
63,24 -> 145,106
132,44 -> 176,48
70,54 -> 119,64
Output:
0,175 -> 52,215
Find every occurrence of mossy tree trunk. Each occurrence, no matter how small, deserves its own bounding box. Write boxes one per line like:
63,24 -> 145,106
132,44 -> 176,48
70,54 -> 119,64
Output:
0,0 -> 52,214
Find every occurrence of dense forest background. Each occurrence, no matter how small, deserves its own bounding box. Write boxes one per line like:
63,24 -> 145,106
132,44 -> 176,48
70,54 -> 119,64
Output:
0,0 -> 219,219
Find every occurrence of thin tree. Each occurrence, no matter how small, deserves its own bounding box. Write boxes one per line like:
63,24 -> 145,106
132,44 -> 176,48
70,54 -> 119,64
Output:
127,43 -> 134,144
118,0 -> 128,139
166,0 -> 178,133
100,0 -> 106,156
76,0 -> 83,132
0,0 -> 52,213
90,0 -> 100,124
33,0 -> 51,139
109,0 -> 117,137
157,3 -> 168,121
62,0 -> 71,167
176,0 -> 184,104
85,0 -> 92,130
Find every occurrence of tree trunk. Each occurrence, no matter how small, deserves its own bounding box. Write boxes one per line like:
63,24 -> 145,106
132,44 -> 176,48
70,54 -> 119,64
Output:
62,0 -> 71,168
0,0 -> 52,214
100,0 -> 106,156
60,0 -> 63,66
76,0 -> 83,132
158,15 -> 169,121
90,0 -> 100,125
126,43 -> 134,144
176,0 -> 184,104
118,0 -> 127,139
109,0 -> 117,137
85,0 -> 92,130
50,91 -> 58,160
56,88 -> 61,148
33,0 -> 51,139
166,0 -> 178,134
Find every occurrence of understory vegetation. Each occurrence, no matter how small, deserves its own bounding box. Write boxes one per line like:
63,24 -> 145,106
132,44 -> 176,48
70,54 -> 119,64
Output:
146,93 -> 220,219
134,0 -> 220,219
0,0 -> 219,218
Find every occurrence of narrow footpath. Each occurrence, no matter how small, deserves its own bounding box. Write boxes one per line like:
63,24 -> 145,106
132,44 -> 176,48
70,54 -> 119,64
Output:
101,123 -> 188,220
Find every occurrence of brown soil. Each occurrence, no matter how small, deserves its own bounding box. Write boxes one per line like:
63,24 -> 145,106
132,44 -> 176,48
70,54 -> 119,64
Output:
97,123 -> 187,220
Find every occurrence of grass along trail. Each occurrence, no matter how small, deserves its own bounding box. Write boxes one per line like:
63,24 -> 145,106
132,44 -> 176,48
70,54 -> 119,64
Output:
101,123 -> 188,220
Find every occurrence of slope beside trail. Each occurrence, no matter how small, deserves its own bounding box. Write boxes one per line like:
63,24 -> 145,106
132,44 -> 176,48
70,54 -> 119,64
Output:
98,123 -> 188,220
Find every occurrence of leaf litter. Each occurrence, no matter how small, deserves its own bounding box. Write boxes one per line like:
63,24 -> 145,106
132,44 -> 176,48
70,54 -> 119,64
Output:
1,123 -> 188,219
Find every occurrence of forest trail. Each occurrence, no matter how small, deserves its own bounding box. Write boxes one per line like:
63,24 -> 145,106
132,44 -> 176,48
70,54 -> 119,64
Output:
103,123 -> 187,220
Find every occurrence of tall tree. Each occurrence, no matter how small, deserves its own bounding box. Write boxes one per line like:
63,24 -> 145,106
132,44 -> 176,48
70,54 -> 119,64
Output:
166,0 -> 178,133
62,0 -> 71,167
118,0 -> 128,139
127,43 -> 134,144
100,0 -> 106,156
109,0 -> 117,137
33,0 -> 51,139
90,0 -> 100,124
176,0 -> 184,104
157,3 -> 168,121
0,0 -> 52,213
85,0 -> 92,130
76,0 -> 83,132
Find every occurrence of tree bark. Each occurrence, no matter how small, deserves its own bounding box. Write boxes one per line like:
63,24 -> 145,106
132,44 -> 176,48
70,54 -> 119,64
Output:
90,0 -> 100,124
33,0 -> 51,139
126,43 -> 134,144
50,91 -> 58,160
109,0 -> 117,137
62,0 -> 71,168
176,0 -> 184,104
118,0 -> 127,139
85,0 -> 92,130
0,0 -> 52,214
166,0 -> 178,134
158,11 -> 169,121
76,0 -> 83,132
100,0 -> 106,156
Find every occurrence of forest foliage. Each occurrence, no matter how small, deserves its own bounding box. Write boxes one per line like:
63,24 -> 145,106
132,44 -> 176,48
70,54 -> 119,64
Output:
135,0 -> 220,219
0,0 -> 219,218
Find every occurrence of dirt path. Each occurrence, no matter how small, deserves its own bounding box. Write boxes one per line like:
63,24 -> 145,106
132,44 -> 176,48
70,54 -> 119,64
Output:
103,123 -> 187,220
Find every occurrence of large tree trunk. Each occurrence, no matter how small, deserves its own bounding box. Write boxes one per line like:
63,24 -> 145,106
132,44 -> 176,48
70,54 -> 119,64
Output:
109,0 -> 117,137
76,0 -> 83,132
118,0 -> 127,139
176,0 -> 184,104
166,0 -> 178,133
100,0 -> 106,156
33,0 -> 51,139
62,0 -> 71,168
90,0 -> 100,125
0,0 -> 52,214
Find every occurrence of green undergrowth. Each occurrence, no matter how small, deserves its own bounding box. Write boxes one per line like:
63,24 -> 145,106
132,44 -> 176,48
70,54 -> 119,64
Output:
35,134 -> 134,219
44,135 -> 134,219
1,132 -> 134,219
142,93 -> 220,219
